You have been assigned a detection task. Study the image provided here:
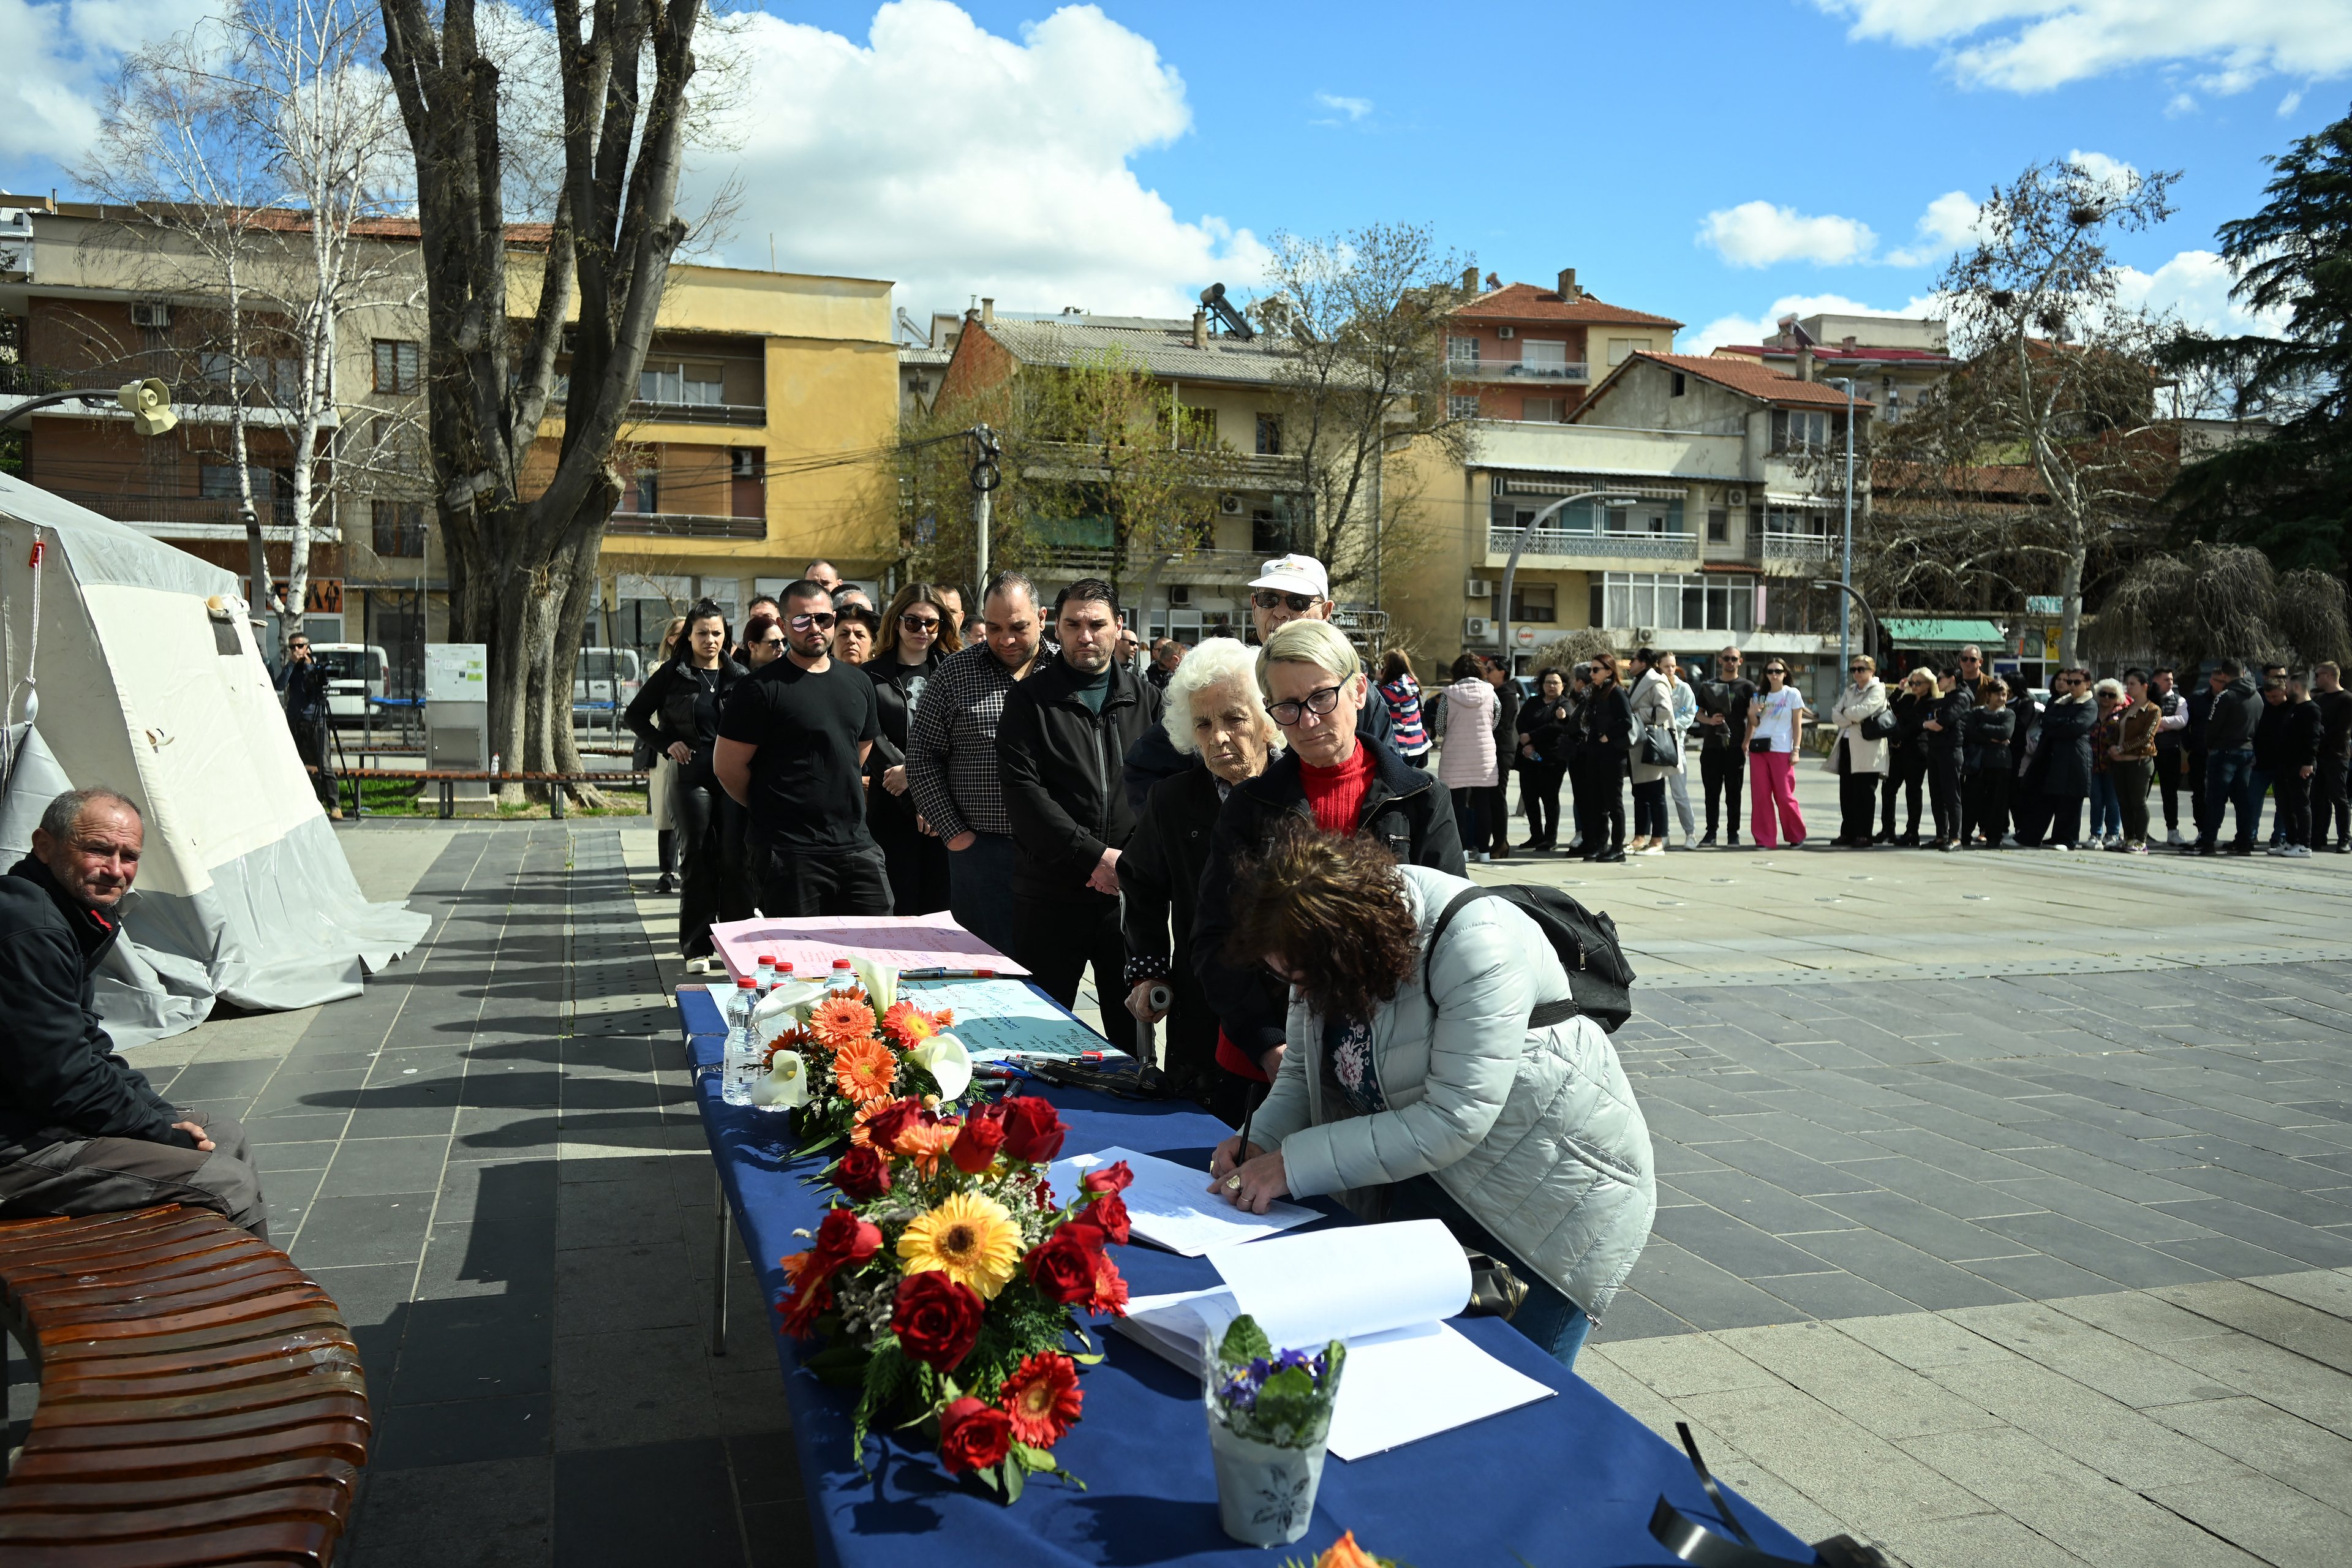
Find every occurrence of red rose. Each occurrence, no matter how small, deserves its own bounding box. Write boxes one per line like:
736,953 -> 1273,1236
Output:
831,1144 -> 892,1203
1077,1191 -> 1131,1246
999,1096 -> 1067,1164
1081,1161 -> 1134,1197
938,1397 -> 1014,1475
1025,1220 -> 1105,1305
812,1207 -> 883,1270
1085,1251 -> 1129,1317
951,1104 -> 1006,1174
891,1270 -> 986,1371
862,1096 -> 929,1150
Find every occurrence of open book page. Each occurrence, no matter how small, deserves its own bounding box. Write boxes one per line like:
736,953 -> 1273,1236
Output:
1047,1147 -> 1319,1255
902,979 -> 1108,1060
1206,1219 -> 1471,1345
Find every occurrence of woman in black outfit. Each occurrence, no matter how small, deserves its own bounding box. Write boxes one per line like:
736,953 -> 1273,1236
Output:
865,581 -> 962,916
1572,655 -> 1632,864
623,601 -> 746,959
1879,671 -> 1931,844
1515,666 -> 1573,850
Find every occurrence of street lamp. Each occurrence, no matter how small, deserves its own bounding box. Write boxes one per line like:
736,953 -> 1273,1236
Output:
1,378 -> 178,437
1496,486 -> 1677,668
1823,376 -> 1858,682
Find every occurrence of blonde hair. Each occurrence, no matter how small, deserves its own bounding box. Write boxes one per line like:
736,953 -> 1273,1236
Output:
1904,668 -> 1936,693
1850,654 -> 1876,674
1163,638 -> 1279,756
1256,618 -> 1361,693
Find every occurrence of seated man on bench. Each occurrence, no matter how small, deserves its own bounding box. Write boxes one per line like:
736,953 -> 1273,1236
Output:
0,787 -> 270,1241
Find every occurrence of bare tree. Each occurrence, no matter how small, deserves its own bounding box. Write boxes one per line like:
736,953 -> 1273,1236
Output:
1868,160 -> 2183,666
380,0 -> 699,801
82,0 -> 415,636
1254,224 -> 1471,604
2092,543 -> 2352,670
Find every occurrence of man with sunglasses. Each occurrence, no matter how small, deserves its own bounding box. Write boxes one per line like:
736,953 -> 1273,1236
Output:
1692,646 -> 1754,846
714,580 -> 891,917
276,635 -> 341,819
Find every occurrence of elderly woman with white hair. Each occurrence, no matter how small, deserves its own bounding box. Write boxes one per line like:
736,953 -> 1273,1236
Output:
1118,639 -> 1283,1120
1189,619 -> 1465,1111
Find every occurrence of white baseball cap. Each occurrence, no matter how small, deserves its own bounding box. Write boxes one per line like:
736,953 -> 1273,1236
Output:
1249,553 -> 1329,600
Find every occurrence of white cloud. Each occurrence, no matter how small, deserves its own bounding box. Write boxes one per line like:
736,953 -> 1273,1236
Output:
1311,91 -> 1372,123
1814,1 -> 2352,95
0,0 -> 222,162
1683,291 -> 1945,356
2280,89 -> 2305,115
2067,148 -> 2141,192
1699,202 -> 1879,268
1885,189 -> 1983,265
691,1 -> 1265,318
2165,91 -> 2200,117
2112,249 -> 2290,337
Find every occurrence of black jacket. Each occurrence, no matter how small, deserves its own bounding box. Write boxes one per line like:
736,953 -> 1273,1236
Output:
625,657 -> 746,754
1123,679 -> 1394,813
1888,691 -> 1927,752
1117,760 -> 1231,1091
1517,695 -> 1574,763
1693,676 -> 1755,753
2035,693 -> 2097,797
1961,706 -> 2016,772
1491,677 -> 1521,760
1191,737 -> 1464,1060
997,657 -> 1163,900
276,658 -> 332,726
0,858 -> 188,1151
2316,687 -> 2352,761
1921,688 -> 1970,755
865,650 -> 944,820
1578,682 -> 1633,753
2010,694 -> 2043,780
2254,697 -> 2324,775
2204,674 -> 2263,753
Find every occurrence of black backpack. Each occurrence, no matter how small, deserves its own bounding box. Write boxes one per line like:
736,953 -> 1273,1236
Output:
1422,884 -> 1635,1034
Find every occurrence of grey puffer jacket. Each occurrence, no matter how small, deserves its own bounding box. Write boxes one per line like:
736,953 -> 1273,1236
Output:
1248,865 -> 1657,1319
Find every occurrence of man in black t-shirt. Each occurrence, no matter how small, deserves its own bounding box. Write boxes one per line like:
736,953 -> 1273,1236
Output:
1694,646 -> 1757,845
715,580 -> 892,917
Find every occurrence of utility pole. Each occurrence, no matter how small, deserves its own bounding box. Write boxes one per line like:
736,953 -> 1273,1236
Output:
1828,377 -> 1858,679
1497,488 -> 1640,670
970,424 -> 999,589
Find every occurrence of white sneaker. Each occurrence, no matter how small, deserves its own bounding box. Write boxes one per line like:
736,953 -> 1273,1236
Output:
2049,843 -> 2073,852
1639,841 -> 1665,856
2267,843 -> 2291,856
2000,833 -> 2019,848
2288,844 -> 2314,858
2168,827 -> 2187,846
1683,832 -> 1699,851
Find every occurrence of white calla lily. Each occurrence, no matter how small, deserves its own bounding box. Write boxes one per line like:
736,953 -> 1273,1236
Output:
750,981 -> 826,1049
853,957 -> 897,1014
907,1031 -> 972,1103
751,1049 -> 810,1109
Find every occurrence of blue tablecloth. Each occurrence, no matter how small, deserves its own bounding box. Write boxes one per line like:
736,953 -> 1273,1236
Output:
679,986 -> 1814,1568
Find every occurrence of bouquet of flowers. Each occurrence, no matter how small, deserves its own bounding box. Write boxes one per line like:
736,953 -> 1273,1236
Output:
1283,1532 -> 1393,1568
776,1090 -> 1134,1502
748,959 -> 978,1152
1205,1314 -> 1348,1546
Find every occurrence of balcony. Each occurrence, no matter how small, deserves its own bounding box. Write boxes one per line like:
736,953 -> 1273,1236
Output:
1762,530 -> 1836,563
1486,523 -> 1699,565
36,486 -> 339,541
1446,356 -> 1589,385
625,399 -> 767,428
605,511 -> 766,540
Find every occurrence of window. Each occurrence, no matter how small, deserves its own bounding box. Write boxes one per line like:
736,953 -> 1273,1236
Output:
1254,414 -> 1282,456
1707,507 -> 1728,543
1521,397 -> 1563,422
1762,505 -> 1833,537
199,461 -> 239,499
372,339 -> 421,395
372,499 -> 426,558
1772,409 -> 1831,451
1607,337 -> 1652,366
1597,572 -> 1756,633
638,362 -> 723,405
1509,582 -> 1556,622
1448,394 -> 1483,421
1523,340 -> 1567,369
1446,336 -> 1480,363
1251,507 -> 1292,555
633,473 -> 659,513
1671,371 -> 1687,398
730,447 -> 757,478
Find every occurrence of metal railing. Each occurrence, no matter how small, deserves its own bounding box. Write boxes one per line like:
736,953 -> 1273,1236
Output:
626,399 -> 767,428
1446,357 -> 1589,384
1487,524 -> 1699,561
605,511 -> 766,539
1761,531 -> 1835,559
39,486 -> 304,530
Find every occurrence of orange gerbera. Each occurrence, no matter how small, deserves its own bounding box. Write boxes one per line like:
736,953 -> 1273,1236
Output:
1314,1532 -> 1381,1568
832,1036 -> 898,1103
879,999 -> 932,1046
998,1352 -> 1082,1447
894,1118 -> 962,1175
809,992 -> 876,1049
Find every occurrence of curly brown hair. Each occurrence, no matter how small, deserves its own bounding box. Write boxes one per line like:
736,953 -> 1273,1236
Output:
1224,820 -> 1421,1025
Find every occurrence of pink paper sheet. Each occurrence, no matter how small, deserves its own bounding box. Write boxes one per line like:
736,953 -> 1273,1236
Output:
708,910 -> 1027,982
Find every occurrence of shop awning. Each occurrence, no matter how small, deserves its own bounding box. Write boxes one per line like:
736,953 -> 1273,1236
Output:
1882,616 -> 2006,650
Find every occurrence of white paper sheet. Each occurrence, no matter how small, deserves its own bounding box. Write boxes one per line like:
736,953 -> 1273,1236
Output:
708,910 -> 1028,981
1207,1219 -> 1471,1347
904,979 -> 1107,1060
1047,1147 -> 1318,1254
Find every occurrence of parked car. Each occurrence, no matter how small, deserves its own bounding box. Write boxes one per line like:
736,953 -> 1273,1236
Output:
573,647 -> 644,715
309,643 -> 388,727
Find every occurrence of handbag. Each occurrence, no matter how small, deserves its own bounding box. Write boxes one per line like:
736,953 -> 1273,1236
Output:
1749,736 -> 1774,755
1641,727 -> 1680,767
1861,704 -> 1898,742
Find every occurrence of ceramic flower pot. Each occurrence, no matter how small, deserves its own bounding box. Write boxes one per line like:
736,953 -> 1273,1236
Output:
1207,1415 -> 1326,1548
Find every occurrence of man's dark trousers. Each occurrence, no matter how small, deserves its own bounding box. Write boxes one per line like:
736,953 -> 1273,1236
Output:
2321,755 -> 2351,848
0,1109 -> 268,1242
753,840 -> 894,918
1014,889 -> 1137,1056
2200,749 -> 2257,850
290,714 -> 336,809
1700,745 -> 1743,839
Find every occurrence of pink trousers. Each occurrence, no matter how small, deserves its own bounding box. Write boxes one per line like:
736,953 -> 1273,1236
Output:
1749,750 -> 1805,846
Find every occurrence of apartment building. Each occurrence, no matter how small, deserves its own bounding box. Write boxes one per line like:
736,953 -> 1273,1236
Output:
1711,312 -> 1955,424
1387,350 -> 1874,693
0,198 -> 897,690
1443,268 -> 1683,424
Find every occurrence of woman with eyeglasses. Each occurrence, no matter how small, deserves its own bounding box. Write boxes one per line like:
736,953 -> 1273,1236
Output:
1823,655 -> 1886,848
624,600 -> 747,959
739,612 -> 786,671
1746,659 -> 1815,847
864,582 -> 964,916
1572,654 -> 1632,863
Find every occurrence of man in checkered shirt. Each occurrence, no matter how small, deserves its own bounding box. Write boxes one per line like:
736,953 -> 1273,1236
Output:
904,571 -> 1044,956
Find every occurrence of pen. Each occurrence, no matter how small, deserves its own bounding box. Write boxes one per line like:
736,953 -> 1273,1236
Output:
900,968 -> 1000,980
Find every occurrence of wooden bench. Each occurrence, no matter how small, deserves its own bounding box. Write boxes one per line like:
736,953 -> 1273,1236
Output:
0,1205 -> 371,1567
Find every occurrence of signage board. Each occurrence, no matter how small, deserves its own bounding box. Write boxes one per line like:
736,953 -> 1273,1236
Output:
424,643 -> 488,703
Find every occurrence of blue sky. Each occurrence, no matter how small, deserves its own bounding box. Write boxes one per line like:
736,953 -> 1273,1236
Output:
4,0 -> 2344,345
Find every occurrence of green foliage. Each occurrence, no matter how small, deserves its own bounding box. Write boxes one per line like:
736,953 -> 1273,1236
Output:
851,1340 -> 911,1464
1221,1315 -> 1273,1365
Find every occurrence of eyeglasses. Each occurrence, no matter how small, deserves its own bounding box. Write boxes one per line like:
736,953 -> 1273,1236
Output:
1767,667 -> 1789,676
789,612 -> 837,630
753,636 -> 786,648
1252,590 -> 1319,612
900,614 -> 940,631
1959,654 -> 1981,663
1267,684 -> 1345,726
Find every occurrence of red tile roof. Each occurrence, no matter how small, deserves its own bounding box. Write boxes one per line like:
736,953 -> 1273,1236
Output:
1716,344 -> 1958,365
1607,352 -> 1877,410
1452,281 -> 1682,330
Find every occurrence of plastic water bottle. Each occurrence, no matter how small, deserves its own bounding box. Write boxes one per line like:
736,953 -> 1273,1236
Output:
827,959 -> 857,995
753,954 -> 777,994
721,978 -> 759,1107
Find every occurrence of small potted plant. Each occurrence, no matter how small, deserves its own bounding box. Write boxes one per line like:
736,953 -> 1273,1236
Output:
1203,1314 -> 1346,1547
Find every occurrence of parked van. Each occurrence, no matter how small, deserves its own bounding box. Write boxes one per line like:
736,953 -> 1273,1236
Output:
309,643 -> 388,726
573,647 -> 644,714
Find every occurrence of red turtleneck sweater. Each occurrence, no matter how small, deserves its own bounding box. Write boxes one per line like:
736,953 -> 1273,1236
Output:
1299,741 -> 1374,835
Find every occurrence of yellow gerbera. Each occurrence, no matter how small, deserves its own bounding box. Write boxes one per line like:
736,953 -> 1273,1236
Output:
897,1190 -> 1023,1300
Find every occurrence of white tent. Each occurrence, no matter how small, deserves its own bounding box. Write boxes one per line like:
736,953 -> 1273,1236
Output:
0,473 -> 428,1047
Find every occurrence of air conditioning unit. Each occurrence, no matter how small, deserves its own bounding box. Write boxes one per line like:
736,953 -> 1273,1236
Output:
1218,494 -> 1243,516
130,300 -> 172,329
1465,578 -> 1494,598
1168,585 -> 1190,606
1725,488 -> 1746,507
1496,326 -> 1515,339
1464,616 -> 1496,643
